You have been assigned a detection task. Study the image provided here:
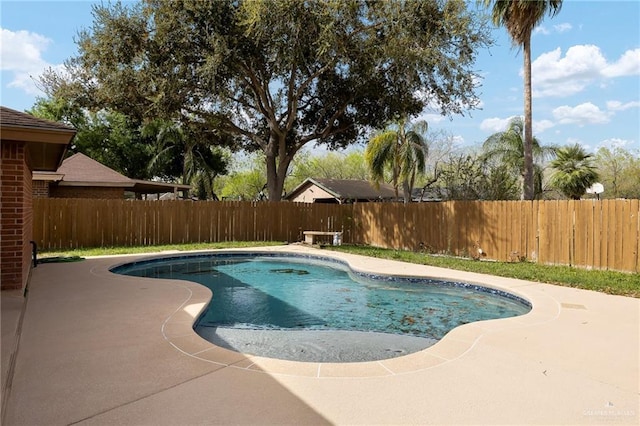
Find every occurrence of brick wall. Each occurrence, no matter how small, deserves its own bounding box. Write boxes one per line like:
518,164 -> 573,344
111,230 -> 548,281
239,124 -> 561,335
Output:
1,141 -> 33,290
33,180 -> 49,198
22,154 -> 33,290
50,186 -> 125,199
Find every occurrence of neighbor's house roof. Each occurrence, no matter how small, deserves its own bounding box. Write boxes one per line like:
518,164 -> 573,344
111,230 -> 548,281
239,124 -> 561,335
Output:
55,152 -> 132,187
285,178 -> 398,203
0,106 -> 75,171
33,153 -> 191,195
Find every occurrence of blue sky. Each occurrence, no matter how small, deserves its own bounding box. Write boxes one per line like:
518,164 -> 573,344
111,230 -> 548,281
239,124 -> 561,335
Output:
1,0 -> 639,154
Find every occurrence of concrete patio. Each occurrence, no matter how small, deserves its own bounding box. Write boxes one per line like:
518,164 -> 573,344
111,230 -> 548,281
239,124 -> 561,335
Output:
2,245 -> 638,425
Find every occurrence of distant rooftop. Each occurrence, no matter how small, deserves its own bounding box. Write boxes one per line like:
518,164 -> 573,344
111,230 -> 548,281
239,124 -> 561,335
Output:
286,178 -> 398,203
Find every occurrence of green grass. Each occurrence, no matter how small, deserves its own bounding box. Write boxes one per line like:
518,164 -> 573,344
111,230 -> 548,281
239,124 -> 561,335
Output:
40,241 -> 638,298
39,241 -> 285,258
324,245 -> 640,298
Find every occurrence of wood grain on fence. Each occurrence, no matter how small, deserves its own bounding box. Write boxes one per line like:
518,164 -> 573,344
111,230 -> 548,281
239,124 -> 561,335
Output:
33,198 -> 639,272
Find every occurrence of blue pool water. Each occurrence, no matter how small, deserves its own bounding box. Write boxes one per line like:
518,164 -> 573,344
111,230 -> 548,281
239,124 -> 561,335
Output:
113,253 -> 531,343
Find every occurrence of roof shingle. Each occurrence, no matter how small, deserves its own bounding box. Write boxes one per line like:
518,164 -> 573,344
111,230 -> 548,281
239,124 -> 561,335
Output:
56,153 -> 133,185
0,106 -> 75,132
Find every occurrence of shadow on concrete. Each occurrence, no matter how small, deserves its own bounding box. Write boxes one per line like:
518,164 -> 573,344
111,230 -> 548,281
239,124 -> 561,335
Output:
3,258 -> 332,425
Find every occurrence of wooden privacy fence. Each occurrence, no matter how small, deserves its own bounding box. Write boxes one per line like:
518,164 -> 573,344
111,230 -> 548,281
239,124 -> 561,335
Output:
350,200 -> 639,273
33,198 -> 639,272
33,199 -> 352,249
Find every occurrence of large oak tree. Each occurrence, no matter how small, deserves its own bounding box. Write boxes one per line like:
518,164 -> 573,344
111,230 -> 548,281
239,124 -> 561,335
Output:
42,0 -> 491,200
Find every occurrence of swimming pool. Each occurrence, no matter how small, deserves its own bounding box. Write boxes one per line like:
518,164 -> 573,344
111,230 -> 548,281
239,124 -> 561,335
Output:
113,252 -> 531,362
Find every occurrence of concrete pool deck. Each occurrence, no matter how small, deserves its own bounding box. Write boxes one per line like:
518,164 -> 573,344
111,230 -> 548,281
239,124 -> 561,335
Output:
1,245 -> 638,425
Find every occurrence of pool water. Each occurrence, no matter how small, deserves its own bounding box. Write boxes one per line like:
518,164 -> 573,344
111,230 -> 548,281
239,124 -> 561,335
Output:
114,254 -> 531,341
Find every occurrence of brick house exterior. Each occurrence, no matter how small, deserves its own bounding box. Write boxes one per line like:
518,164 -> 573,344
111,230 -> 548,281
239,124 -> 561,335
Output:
49,186 -> 125,199
32,179 -> 50,198
1,106 -> 74,291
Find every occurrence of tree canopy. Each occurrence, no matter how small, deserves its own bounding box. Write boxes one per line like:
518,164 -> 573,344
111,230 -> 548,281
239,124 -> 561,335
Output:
366,118 -> 428,203
288,150 -> 370,189
594,147 -> 640,199
29,97 -> 155,180
41,0 -> 491,200
549,144 -> 599,200
435,152 -> 520,200
482,116 -> 556,199
29,97 -> 228,196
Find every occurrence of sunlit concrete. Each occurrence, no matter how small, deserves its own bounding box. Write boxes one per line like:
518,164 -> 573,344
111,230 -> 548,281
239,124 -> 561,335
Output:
2,245 -> 638,425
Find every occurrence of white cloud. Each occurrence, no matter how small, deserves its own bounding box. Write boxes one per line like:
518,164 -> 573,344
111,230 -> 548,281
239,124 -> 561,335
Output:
416,112 -> 447,124
598,138 -> 634,150
480,116 -> 517,133
552,102 -> 611,125
414,96 -> 450,124
0,27 -> 53,95
554,23 -> 572,33
606,100 -> 640,111
564,137 -> 593,152
530,45 -> 640,98
415,90 -> 484,119
479,115 -> 554,134
533,26 -> 550,36
602,48 -> 640,77
533,119 -> 555,133
530,45 -> 606,97
533,23 -> 572,36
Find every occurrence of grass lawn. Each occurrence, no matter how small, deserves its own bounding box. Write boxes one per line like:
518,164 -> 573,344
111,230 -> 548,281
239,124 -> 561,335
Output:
39,241 -> 285,258
325,245 -> 639,298
40,241 -> 638,298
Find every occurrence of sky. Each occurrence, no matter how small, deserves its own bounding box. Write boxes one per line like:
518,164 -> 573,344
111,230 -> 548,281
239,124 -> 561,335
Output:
1,0 -> 639,155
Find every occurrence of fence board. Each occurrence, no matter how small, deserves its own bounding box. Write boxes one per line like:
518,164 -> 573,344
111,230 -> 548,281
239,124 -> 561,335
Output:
574,201 -> 587,267
633,199 -> 640,273
592,201 -> 602,269
557,201 -> 570,266
531,200 -> 540,262
509,202 -> 521,262
621,199 -> 639,272
483,201 -> 498,260
599,200 -> 609,270
537,201 -> 551,265
614,201 -> 625,271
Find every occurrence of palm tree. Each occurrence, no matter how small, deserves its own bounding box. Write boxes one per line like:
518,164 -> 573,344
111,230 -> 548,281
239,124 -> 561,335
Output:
548,144 -> 599,200
482,116 -> 556,198
143,119 -> 228,199
365,118 -> 428,203
481,0 -> 563,200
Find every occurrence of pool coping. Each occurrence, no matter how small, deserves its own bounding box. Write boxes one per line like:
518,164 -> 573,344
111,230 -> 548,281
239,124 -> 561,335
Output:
92,245 -> 561,379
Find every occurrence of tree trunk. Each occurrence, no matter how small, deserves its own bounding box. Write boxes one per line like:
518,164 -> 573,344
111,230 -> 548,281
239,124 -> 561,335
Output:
523,35 -> 535,200
265,153 -> 278,201
265,155 -> 289,202
265,134 -> 292,202
402,180 -> 411,204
